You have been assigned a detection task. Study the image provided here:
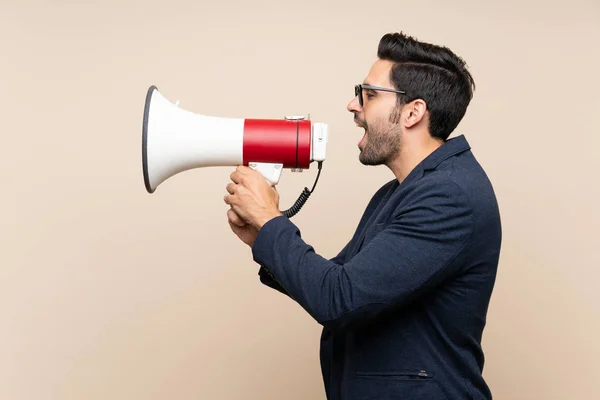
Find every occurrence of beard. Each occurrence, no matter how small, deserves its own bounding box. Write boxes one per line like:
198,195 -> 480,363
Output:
356,107 -> 403,166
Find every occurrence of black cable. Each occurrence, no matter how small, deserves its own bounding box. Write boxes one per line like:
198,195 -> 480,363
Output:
281,161 -> 323,218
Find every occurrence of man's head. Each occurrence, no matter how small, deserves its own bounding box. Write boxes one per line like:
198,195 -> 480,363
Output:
347,32 -> 475,166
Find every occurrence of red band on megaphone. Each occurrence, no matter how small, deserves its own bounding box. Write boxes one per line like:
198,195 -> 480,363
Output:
243,119 -> 311,168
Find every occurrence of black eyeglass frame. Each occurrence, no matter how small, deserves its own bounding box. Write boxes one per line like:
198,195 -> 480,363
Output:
354,84 -> 406,106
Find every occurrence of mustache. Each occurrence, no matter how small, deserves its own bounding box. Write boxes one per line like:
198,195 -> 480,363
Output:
353,114 -> 368,129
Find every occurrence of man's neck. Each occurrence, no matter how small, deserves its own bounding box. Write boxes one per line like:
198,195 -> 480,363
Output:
388,135 -> 444,184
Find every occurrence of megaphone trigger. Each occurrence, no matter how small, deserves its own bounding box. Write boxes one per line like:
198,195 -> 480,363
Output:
248,162 -> 283,186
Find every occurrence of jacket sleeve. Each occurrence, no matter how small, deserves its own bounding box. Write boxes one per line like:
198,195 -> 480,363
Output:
251,179 -> 474,330
257,239 -> 351,297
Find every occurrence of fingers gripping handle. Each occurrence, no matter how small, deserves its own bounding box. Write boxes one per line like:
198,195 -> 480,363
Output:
248,160 -> 323,218
248,162 -> 283,186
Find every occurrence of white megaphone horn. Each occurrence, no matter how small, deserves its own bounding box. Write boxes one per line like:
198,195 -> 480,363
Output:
142,85 -> 328,218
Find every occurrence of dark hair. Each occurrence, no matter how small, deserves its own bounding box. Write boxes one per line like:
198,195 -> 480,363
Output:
377,32 -> 475,141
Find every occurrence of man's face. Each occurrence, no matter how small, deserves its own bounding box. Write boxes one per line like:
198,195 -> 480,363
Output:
347,59 -> 403,166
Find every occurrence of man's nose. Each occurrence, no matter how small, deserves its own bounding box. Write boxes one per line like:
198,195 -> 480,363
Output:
347,95 -> 361,113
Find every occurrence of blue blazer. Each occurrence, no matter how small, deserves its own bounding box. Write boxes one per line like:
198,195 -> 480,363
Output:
252,135 -> 502,399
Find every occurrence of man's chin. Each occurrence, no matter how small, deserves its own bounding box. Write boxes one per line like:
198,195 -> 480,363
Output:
359,152 -> 383,166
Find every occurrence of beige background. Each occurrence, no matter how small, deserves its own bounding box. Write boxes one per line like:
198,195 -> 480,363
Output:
2,0 -> 599,399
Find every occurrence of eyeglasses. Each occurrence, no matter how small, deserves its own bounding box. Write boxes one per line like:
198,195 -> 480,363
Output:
354,84 -> 406,106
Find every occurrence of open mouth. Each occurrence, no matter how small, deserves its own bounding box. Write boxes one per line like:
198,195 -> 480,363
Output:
357,126 -> 367,149
354,118 -> 367,149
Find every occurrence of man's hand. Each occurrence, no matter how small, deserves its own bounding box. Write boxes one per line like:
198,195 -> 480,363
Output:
227,208 -> 259,247
224,165 -> 283,239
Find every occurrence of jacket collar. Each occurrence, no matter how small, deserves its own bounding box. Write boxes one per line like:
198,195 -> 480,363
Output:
397,134 -> 471,187
421,134 -> 471,171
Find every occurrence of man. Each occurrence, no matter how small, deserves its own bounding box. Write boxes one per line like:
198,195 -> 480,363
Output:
224,32 -> 501,400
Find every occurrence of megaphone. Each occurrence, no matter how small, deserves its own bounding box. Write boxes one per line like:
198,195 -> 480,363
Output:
142,85 -> 328,217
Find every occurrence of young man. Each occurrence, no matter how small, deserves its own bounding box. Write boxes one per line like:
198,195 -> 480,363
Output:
224,32 -> 502,400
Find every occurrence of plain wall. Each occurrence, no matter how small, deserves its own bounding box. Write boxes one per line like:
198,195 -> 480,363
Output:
2,0 -> 599,398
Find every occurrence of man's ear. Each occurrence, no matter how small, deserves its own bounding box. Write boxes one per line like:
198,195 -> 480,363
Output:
404,99 -> 427,129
